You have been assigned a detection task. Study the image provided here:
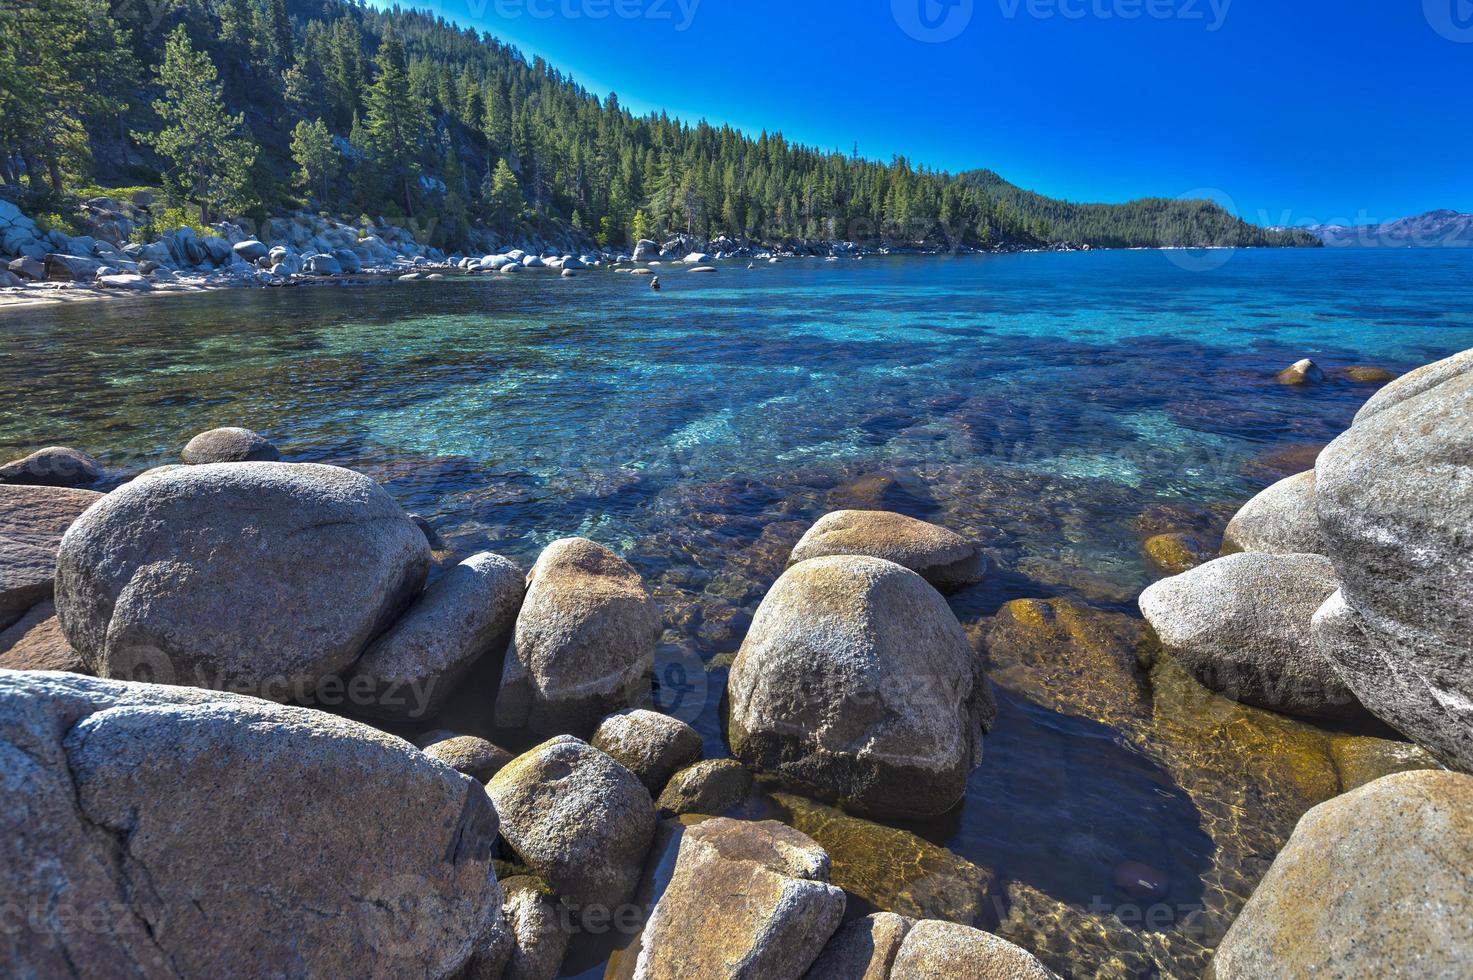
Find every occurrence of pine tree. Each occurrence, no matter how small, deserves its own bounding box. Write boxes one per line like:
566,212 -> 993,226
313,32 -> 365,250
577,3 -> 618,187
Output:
485,158 -> 524,230
290,118 -> 338,203
363,33 -> 427,218
268,0 -> 294,70
140,26 -> 255,223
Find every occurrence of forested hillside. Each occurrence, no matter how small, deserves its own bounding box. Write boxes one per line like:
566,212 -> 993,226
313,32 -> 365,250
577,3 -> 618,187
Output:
1,0 -> 1318,251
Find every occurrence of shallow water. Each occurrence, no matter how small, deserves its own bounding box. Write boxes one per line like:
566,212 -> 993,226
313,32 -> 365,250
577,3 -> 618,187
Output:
4,247 -> 1470,977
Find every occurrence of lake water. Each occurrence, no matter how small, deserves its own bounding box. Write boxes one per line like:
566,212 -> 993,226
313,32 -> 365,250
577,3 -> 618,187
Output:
4,246 -> 1470,977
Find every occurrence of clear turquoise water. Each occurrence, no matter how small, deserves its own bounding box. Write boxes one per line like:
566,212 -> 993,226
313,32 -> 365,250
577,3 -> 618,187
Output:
3,246 -> 1470,976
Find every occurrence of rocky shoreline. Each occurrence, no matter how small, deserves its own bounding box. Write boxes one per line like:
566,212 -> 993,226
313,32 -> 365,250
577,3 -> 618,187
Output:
1,348 -> 1469,978
0,197 -> 1093,309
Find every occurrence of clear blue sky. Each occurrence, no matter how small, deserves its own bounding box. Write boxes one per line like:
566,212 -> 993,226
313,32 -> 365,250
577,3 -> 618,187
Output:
378,0 -> 1471,225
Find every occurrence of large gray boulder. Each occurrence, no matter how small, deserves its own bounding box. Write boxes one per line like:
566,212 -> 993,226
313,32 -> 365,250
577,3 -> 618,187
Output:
0,671 -> 508,979
0,446 -> 103,487
634,818 -> 845,980
180,426 -> 281,464
1139,552 -> 1365,721
43,253 -> 104,281
1352,346 -> 1472,425
1,484 -> 104,630
487,736 -> 654,912
54,463 -> 429,700
787,510 -> 986,591
1213,770 -> 1473,979
1312,356 -> 1473,770
494,538 -> 659,735
590,708 -> 703,795
1220,470 -> 1325,556
727,555 -> 994,819
348,551 -> 523,721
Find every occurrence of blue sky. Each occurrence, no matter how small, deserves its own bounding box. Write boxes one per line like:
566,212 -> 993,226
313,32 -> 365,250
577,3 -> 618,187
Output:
377,0 -> 1472,225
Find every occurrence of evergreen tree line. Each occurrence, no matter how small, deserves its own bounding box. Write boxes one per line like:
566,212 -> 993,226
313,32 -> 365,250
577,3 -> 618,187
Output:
1,0 -> 1320,251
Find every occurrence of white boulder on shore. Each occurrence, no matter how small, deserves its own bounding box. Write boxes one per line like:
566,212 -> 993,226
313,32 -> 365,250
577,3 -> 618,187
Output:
1311,345 -> 1473,772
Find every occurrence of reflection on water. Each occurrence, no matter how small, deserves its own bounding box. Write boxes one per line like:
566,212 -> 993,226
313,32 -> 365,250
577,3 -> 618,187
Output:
3,248 -> 1468,977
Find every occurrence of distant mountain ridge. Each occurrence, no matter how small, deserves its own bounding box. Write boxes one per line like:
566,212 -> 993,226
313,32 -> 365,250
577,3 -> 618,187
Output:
1291,210 -> 1473,248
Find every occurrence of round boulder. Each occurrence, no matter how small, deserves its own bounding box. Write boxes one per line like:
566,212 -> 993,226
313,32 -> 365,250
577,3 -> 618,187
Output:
423,735 -> 515,783
1221,470 -> 1325,556
890,920 -> 1058,979
1139,552 -> 1365,721
1213,770 -> 1473,978
487,736 -> 654,912
54,462 -> 430,700
0,671 -> 507,979
494,538 -> 660,735
590,708 -> 703,796
0,446 -> 103,487
656,759 -> 755,816
727,555 -> 994,819
180,426 -> 281,464
347,551 -> 524,721
788,510 -> 986,591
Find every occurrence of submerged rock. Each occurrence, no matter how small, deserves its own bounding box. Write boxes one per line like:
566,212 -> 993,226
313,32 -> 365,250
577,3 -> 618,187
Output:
1340,365 -> 1398,384
772,793 -> 997,928
1,484 -> 104,631
727,555 -> 993,819
1213,770 -> 1473,979
1312,353 -> 1473,770
0,446 -> 103,487
1142,531 -> 1216,576
1140,553 -> 1364,721
54,462 -> 429,699
787,509 -> 985,591
180,426 -> 281,464
0,672 -> 506,979
973,597 -> 1151,728
1220,470 -> 1324,555
656,759 -> 754,816
348,551 -> 523,721
633,818 -> 845,979
591,708 -> 703,796
423,734 -> 515,782
487,736 -> 654,912
495,538 -> 660,736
